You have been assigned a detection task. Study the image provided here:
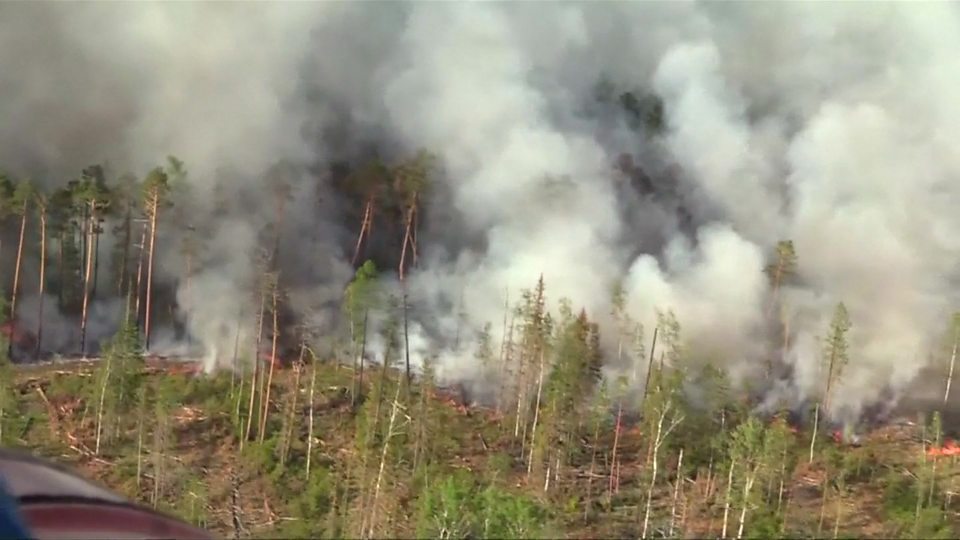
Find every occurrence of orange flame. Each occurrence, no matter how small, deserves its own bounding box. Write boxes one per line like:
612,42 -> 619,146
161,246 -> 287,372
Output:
928,439 -> 960,457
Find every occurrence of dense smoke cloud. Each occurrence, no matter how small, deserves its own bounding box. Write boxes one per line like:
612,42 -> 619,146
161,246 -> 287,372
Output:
0,2 -> 958,420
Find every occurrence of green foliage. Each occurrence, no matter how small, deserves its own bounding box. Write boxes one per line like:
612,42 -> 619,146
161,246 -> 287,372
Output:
823,302 -> 853,404
344,260 -> 379,344
882,470 -> 955,538
0,341 -> 21,445
393,148 -> 436,203
141,166 -> 171,210
10,179 -> 33,213
0,173 -> 15,218
764,240 -> 798,288
103,320 -> 145,407
180,475 -> 208,528
415,471 -> 548,539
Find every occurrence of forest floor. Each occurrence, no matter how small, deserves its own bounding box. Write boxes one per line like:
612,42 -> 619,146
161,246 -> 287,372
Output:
7,361 -> 960,539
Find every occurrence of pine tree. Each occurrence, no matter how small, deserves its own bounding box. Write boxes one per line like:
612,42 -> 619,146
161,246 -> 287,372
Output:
764,240 -> 798,378
810,302 -> 852,463
34,189 -> 49,359
75,170 -> 111,356
141,159 -> 176,350
394,149 -> 435,281
344,260 -> 379,406
7,179 -> 33,360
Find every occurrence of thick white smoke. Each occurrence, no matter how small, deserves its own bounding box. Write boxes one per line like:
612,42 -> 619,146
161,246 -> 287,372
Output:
1,3 -> 958,419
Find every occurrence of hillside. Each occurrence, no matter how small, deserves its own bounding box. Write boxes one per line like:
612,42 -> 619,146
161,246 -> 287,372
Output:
5,357 -> 960,540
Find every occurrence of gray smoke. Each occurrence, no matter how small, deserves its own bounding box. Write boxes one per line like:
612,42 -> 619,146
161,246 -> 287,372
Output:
1,2 -> 958,420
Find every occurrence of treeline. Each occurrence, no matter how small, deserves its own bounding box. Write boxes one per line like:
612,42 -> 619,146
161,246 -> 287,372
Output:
0,148 -> 439,360
0,160 -> 179,357
0,85 -> 672,364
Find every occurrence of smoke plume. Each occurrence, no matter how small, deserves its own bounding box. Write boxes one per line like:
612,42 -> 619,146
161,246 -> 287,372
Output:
0,2 -> 958,420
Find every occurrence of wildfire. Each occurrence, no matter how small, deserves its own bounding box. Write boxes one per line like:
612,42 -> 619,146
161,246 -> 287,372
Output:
928,439 -> 960,457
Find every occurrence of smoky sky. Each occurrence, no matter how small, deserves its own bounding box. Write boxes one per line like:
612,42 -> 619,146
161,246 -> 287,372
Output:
1,2 -> 959,421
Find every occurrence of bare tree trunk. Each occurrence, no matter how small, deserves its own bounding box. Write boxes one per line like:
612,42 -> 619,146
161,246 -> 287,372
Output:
94,355 -> 111,455
669,448 -> 685,537
609,401 -> 623,496
244,289 -> 266,442
144,194 -> 159,350
526,349 -> 545,478
136,410 -> 143,488
818,473 -> 829,536
8,202 -> 28,359
496,289 -> 510,416
280,351 -> 303,465
230,313 -> 241,395
79,211 -> 95,356
259,284 -> 280,441
777,447 -> 787,512
809,402 -> 820,463
152,418 -> 165,508
736,475 -> 756,540
234,372 -> 245,443
364,382 -> 403,540
133,222 -> 147,327
833,491 -> 842,539
56,232 -> 63,308
945,328 -> 959,405
642,408 -> 668,539
306,356 -> 317,480
722,458 -> 736,539
35,209 -> 47,359
584,420 -> 600,524
641,326 -> 660,406
92,220 -> 101,301
356,310 -> 369,406
118,208 -> 131,296
351,198 -> 373,268
514,360 -> 526,439
398,204 -> 416,281
402,290 -> 411,387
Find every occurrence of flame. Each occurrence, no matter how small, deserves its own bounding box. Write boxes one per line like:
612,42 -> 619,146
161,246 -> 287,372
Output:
928,439 -> 960,457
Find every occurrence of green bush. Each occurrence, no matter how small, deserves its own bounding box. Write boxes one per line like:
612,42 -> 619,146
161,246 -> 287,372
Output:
415,470 -> 548,539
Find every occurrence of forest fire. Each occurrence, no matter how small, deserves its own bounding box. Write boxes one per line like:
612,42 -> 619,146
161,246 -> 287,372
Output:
928,440 -> 960,457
